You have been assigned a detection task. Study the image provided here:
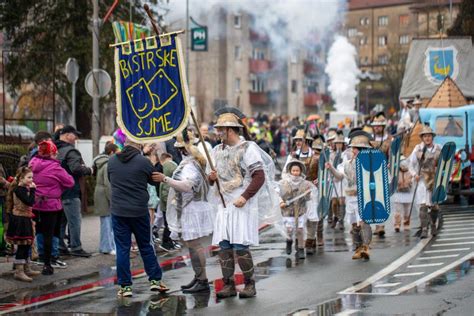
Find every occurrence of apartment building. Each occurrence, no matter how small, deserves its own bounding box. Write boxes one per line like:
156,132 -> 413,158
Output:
184,8 -> 328,122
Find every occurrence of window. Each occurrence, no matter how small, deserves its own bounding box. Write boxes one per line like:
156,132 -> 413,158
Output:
435,116 -> 464,137
399,14 -> 409,26
348,28 -> 358,37
252,48 -> 265,60
250,74 -> 265,92
304,79 -> 319,93
378,35 -> 387,46
234,46 -> 241,60
234,14 -> 241,28
291,80 -> 297,93
378,16 -> 388,26
399,35 -> 410,45
378,55 -> 388,65
235,78 -> 241,92
360,17 -> 369,26
359,36 -> 368,46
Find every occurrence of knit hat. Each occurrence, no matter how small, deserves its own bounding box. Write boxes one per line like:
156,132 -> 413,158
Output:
38,140 -> 58,157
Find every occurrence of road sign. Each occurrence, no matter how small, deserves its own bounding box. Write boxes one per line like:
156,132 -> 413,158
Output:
65,58 -> 79,84
85,69 -> 112,98
191,26 -> 207,51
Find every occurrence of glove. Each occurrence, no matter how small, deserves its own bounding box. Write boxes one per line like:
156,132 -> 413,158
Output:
170,231 -> 179,241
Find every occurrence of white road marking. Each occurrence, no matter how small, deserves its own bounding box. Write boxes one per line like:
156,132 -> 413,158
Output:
407,263 -> 444,268
337,238 -> 431,295
443,216 -> 474,220
442,224 -> 474,228
424,248 -> 470,253
393,272 -> 425,277
437,232 -> 474,236
441,227 -> 474,232
432,241 -> 474,247
335,309 -> 361,316
437,236 -> 474,241
374,282 -> 401,288
390,252 -> 474,295
417,254 -> 459,260
442,220 -> 474,224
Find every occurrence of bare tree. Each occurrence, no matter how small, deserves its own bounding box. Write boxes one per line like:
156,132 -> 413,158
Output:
380,44 -> 409,113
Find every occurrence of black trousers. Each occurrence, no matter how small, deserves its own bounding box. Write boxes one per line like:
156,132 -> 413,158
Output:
16,244 -> 30,261
34,210 -> 62,265
162,211 -> 172,246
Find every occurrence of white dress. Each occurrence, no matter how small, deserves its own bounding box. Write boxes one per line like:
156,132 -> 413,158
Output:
166,156 -> 215,241
211,140 -> 279,246
335,159 -> 361,225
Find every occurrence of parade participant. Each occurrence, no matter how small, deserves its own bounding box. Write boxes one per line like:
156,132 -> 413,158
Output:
326,129 -> 337,151
5,167 -> 41,281
326,131 -> 373,260
305,135 -> 324,253
158,153 -> 179,251
329,133 -> 347,230
369,112 -> 392,237
392,157 -> 414,232
279,159 -> 314,259
154,131 -> 214,294
283,129 -> 313,173
407,125 -> 442,238
30,141 -> 75,275
209,108 -> 277,299
108,139 -> 169,297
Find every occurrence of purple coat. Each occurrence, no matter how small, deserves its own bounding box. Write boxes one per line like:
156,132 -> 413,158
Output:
29,156 -> 75,211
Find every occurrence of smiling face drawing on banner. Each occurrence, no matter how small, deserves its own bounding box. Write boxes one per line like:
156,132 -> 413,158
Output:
424,46 -> 459,84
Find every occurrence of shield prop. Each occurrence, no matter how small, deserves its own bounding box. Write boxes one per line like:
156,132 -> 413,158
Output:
356,149 -> 391,224
389,136 -> 402,195
114,32 -> 190,142
318,148 -> 333,219
432,142 -> 456,205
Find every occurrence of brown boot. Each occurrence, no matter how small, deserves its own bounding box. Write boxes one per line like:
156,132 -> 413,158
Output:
239,279 -> 256,299
14,264 -> 33,282
216,278 -> 237,298
394,213 -> 401,232
352,247 -> 363,260
403,217 -> 411,230
305,239 -> 316,255
360,245 -> 370,260
24,262 -> 41,277
317,231 -> 324,247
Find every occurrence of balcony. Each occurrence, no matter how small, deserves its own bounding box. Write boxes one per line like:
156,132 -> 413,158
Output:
303,60 -> 317,76
249,29 -> 269,43
249,59 -> 272,73
304,92 -> 322,107
249,92 -> 268,106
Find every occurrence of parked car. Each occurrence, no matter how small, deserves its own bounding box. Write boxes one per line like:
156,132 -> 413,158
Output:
0,124 -> 35,141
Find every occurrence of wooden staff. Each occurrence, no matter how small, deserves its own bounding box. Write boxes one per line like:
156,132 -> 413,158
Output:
144,4 -> 227,208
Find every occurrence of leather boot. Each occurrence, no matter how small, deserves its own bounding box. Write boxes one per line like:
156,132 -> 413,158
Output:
239,279 -> 256,299
24,262 -> 41,277
182,279 -> 210,294
403,217 -> 411,230
296,248 -> 305,260
181,277 -> 198,290
352,247 -> 363,260
360,245 -> 370,260
305,239 -> 316,255
216,278 -> 237,298
374,225 -> 385,237
394,213 -> 402,232
14,264 -> 32,282
317,231 -> 324,247
430,207 -> 439,237
216,249 -> 236,299
286,240 -> 293,255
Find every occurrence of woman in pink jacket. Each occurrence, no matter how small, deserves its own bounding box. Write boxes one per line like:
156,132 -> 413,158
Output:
29,140 -> 74,275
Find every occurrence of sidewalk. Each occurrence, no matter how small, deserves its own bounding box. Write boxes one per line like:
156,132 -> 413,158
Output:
0,214 -> 168,295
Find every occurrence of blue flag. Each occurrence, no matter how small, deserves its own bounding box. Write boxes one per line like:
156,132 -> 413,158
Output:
114,33 -> 190,142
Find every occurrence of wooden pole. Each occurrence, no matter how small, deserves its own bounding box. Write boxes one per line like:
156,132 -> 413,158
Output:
144,4 -> 227,208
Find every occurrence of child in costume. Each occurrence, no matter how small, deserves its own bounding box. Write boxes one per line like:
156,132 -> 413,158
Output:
6,167 -> 41,281
392,157 -> 414,232
279,159 -> 315,259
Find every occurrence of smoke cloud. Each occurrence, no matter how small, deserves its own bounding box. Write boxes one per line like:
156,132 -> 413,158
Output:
159,0 -> 345,59
325,35 -> 360,112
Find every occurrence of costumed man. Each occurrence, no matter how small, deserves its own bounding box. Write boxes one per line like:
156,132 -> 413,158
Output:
325,129 -> 337,225
326,131 -> 373,260
304,135 -> 324,254
279,159 -> 315,259
329,132 -> 347,230
283,129 -> 313,174
154,130 -> 215,294
407,125 -> 442,238
209,108 -> 278,299
369,112 -> 392,237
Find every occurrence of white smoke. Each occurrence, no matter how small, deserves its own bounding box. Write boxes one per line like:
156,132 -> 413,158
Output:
159,0 -> 345,59
325,35 -> 360,112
